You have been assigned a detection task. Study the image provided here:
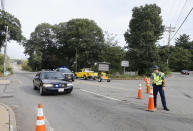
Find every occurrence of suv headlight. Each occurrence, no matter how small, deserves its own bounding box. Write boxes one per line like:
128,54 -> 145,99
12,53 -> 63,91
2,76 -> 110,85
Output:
43,84 -> 53,88
67,83 -> 73,87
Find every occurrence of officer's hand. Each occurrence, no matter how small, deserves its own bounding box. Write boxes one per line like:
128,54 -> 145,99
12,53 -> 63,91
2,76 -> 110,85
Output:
163,87 -> 166,90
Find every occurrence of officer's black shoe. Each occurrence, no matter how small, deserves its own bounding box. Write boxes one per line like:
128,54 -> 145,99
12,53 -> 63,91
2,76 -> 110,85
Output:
164,107 -> 170,111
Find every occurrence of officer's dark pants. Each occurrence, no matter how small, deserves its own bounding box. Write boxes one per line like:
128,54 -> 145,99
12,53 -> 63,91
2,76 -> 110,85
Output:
153,85 -> 167,108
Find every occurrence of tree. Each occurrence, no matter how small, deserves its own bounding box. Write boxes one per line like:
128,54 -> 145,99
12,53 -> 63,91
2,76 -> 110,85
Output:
169,47 -> 192,71
103,31 -> 126,73
175,34 -> 191,49
23,19 -> 106,71
63,19 -> 105,70
23,23 -> 59,70
0,10 -> 23,48
124,4 -> 164,75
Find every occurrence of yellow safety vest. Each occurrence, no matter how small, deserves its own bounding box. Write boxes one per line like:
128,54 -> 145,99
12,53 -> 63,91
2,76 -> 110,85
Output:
152,72 -> 165,86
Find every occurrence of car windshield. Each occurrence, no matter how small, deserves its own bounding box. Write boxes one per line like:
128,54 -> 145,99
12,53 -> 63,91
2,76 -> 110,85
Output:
42,72 -> 64,79
84,68 -> 93,72
59,68 -> 72,73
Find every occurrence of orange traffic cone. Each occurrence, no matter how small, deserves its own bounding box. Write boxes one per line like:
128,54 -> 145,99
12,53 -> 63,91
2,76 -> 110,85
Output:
146,79 -> 150,93
36,104 -> 46,131
146,88 -> 155,112
137,83 -> 143,99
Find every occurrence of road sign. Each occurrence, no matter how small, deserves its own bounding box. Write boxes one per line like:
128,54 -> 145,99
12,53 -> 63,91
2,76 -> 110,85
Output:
98,63 -> 109,72
121,61 -> 129,67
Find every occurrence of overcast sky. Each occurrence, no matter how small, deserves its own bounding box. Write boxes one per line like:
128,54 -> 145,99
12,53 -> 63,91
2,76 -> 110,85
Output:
2,0 -> 193,59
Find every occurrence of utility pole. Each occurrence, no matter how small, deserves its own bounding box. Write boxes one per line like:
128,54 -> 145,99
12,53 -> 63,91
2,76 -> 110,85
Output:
165,24 -> 175,46
3,26 -> 8,76
1,0 -> 8,76
1,0 -> 4,10
165,24 -> 175,64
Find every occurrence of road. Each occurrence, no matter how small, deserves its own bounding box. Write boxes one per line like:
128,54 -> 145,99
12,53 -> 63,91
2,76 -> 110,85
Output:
0,70 -> 193,131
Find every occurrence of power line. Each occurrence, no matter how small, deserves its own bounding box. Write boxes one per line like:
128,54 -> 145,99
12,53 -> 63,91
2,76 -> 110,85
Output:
170,7 -> 193,41
175,0 -> 188,25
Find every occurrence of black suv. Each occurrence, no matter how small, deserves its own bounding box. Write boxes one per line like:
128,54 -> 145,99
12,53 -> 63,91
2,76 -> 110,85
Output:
33,71 -> 73,95
56,67 -> 74,81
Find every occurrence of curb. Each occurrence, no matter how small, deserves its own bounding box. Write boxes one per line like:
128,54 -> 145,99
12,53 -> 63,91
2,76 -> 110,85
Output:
0,103 -> 17,131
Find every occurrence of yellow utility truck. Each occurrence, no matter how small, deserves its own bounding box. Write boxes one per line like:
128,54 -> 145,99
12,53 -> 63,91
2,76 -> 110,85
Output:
75,68 -> 98,80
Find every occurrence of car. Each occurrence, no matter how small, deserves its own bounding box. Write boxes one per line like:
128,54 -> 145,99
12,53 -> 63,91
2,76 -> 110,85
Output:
33,71 -> 73,95
181,70 -> 189,75
56,67 -> 75,81
75,68 -> 98,80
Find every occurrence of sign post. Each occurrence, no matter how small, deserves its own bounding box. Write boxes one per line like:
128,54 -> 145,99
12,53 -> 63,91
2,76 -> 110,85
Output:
121,61 -> 129,75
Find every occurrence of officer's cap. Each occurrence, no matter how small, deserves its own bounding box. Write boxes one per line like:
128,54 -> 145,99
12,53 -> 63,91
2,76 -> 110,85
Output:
152,65 -> 159,70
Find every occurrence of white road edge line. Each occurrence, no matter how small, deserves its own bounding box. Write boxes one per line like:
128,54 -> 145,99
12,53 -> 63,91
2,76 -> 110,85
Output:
44,116 -> 55,131
80,89 -> 122,102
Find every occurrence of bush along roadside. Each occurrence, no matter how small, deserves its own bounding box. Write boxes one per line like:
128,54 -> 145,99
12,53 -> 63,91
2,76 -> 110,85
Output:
21,60 -> 32,71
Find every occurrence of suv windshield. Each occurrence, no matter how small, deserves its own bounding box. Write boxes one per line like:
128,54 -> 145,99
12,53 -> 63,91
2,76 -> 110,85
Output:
59,68 -> 72,73
42,72 -> 64,79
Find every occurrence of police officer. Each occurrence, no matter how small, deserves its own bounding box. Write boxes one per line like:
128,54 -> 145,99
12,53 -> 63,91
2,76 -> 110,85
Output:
150,65 -> 170,111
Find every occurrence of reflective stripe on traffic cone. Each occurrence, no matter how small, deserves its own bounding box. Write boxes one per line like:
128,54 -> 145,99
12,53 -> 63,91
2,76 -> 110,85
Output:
137,83 -> 143,99
146,88 -> 155,112
36,104 -> 46,131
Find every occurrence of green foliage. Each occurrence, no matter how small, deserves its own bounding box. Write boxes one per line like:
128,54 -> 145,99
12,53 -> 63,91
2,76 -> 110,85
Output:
28,51 -> 42,71
0,53 -> 13,74
21,60 -> 32,71
175,34 -> 192,49
124,4 -> 164,75
158,64 -> 171,76
102,32 -> 126,73
169,47 -> 192,71
24,19 -> 123,72
0,10 -> 23,48
63,19 -> 105,69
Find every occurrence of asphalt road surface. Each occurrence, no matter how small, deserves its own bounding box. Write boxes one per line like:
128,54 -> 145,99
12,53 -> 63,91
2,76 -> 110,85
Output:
0,69 -> 193,131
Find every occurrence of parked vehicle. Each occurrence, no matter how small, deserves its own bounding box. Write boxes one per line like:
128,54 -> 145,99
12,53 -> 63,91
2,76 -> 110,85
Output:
56,67 -> 75,81
75,68 -> 98,80
98,72 -> 111,82
181,70 -> 190,75
33,71 -> 73,95
96,62 -> 111,82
